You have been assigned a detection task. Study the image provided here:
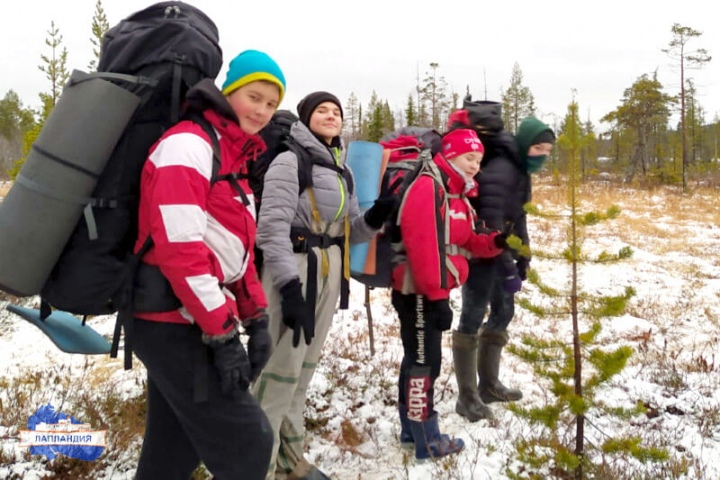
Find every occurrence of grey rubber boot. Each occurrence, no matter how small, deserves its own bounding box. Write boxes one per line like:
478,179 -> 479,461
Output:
477,329 -> 523,403
452,330 -> 493,421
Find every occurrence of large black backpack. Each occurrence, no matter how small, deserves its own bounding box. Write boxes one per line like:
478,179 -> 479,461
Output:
39,3 -> 222,335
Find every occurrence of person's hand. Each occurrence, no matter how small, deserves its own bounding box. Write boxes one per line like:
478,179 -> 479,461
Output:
427,298 -> 454,331
244,311 -> 271,380
516,257 -> 531,281
207,329 -> 251,395
364,195 -> 398,229
279,279 -> 314,347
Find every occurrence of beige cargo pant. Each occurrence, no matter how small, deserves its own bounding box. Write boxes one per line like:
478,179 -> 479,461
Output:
253,243 -> 342,480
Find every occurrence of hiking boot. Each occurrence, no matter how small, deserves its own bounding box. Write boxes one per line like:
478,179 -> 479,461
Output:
478,329 -> 523,403
452,330 -> 493,421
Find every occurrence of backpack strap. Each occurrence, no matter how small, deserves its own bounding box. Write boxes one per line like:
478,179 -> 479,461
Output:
111,235 -> 154,369
184,113 -> 221,182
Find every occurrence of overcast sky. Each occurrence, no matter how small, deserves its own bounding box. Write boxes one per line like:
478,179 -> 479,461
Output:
1,0 -> 717,131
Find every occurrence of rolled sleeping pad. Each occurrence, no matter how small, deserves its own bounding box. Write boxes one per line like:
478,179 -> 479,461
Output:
346,141 -> 384,275
346,140 -> 384,209
0,70 -> 141,297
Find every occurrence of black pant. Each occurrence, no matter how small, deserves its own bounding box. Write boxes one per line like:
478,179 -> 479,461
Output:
393,291 -> 443,421
132,319 -> 272,480
459,259 -> 515,333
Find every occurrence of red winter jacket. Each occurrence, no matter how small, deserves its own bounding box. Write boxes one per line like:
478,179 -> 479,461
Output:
134,106 -> 267,337
391,153 -> 503,301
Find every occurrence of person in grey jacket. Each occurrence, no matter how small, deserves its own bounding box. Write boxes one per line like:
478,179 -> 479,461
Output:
253,91 -> 394,480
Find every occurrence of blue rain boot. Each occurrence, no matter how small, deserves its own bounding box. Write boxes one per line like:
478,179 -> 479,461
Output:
408,414 -> 465,460
399,404 -> 414,448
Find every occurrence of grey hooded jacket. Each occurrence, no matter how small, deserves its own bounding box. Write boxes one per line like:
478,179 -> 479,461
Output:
256,121 -> 377,290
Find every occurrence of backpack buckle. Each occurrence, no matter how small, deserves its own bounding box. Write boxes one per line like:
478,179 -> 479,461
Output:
292,235 -> 308,253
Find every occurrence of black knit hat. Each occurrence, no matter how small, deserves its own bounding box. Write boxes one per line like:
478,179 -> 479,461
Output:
532,129 -> 556,145
297,91 -> 344,127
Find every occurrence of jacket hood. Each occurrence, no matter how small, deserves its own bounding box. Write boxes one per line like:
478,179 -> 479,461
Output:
479,130 -> 520,169
185,78 -> 238,123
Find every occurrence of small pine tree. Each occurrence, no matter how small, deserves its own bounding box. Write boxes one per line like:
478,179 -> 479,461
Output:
88,0 -> 110,72
505,103 -> 667,479
343,92 -> 361,142
404,94 -> 417,127
501,62 -> 536,133
11,21 -> 69,179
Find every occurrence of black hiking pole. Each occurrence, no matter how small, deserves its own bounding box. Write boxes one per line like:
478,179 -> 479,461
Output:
365,285 -> 375,356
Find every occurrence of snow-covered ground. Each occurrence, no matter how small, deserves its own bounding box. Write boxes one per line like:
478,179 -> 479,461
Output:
2,178 -> 720,479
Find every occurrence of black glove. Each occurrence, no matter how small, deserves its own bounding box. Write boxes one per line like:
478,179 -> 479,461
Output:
493,231 -> 508,249
244,312 -> 271,381
207,332 -> 251,395
492,222 -> 515,249
364,195 -> 398,229
426,298 -> 454,331
279,279 -> 314,347
516,257 -> 531,281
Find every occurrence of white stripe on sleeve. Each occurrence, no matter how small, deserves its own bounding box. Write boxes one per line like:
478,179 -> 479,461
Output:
185,274 -> 226,312
159,204 -> 206,243
149,132 -> 214,181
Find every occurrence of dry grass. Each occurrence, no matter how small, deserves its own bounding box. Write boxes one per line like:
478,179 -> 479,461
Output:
0,182 -> 10,198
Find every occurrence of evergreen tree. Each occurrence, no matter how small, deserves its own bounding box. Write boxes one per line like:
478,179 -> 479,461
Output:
502,62 -> 536,133
506,101 -> 666,480
404,93 -> 417,127
38,21 -> 70,114
0,91 -> 35,141
601,72 -> 674,183
419,62 -> 451,131
343,91 -> 361,142
663,23 -> 712,192
362,91 -> 385,142
381,100 -> 395,135
11,20 -> 69,179
555,99 -> 595,180
683,78 -> 706,163
88,0 -> 110,72
0,90 -> 36,178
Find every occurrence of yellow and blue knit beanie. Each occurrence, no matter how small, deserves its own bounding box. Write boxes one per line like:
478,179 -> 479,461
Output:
221,49 -> 286,102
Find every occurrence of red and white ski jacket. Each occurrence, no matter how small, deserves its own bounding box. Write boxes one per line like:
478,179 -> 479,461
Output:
391,153 -> 503,300
134,108 -> 267,337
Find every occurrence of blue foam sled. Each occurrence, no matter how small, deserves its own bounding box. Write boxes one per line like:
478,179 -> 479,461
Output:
6,304 -> 111,355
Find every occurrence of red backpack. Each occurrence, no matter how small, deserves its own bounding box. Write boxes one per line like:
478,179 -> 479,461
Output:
350,128 -> 442,288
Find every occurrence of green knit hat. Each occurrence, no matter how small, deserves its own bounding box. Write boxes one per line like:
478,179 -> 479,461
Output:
515,117 -> 555,164
221,49 -> 286,102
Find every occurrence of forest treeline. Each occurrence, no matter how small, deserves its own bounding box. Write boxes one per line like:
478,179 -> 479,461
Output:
0,2 -> 717,190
